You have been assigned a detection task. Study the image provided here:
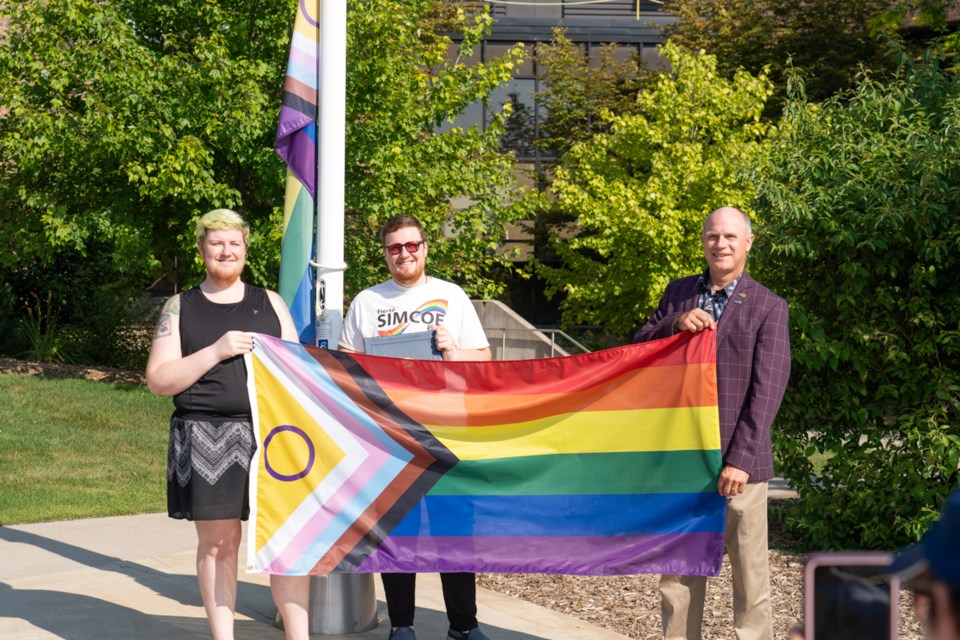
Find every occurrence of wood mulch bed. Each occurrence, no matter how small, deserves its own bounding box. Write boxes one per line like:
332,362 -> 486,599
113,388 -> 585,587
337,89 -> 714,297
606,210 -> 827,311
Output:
0,356 -> 926,639
478,522 -> 924,639
0,356 -> 146,386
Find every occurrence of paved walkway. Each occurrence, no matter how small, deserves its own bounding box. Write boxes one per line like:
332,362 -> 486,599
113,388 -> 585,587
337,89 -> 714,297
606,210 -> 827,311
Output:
0,513 -> 629,640
0,476 -> 799,639
768,476 -> 799,500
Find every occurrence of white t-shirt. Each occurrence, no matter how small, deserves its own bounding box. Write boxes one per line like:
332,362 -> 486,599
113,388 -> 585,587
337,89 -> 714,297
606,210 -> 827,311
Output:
339,276 -> 489,353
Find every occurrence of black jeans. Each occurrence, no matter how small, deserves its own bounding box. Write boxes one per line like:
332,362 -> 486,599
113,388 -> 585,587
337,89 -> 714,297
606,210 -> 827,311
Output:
382,572 -> 477,631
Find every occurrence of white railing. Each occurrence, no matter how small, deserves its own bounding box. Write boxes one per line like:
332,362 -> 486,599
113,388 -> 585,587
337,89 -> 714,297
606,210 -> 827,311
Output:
484,326 -> 591,359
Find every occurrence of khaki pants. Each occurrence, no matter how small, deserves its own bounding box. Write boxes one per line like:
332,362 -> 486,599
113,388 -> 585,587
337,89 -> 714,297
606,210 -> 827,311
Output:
660,481 -> 770,640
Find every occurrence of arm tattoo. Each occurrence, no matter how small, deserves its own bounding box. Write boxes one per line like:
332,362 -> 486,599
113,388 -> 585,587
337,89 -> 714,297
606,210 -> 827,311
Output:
154,314 -> 172,338
154,294 -> 180,339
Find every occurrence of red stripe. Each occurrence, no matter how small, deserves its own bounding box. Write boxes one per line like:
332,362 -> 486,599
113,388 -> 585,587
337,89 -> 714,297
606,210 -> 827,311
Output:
348,331 -> 714,396
376,363 -> 716,426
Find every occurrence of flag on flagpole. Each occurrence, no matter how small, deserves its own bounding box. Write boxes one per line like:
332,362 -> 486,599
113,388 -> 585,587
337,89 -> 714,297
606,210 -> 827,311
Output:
245,330 -> 725,577
276,2 -> 320,344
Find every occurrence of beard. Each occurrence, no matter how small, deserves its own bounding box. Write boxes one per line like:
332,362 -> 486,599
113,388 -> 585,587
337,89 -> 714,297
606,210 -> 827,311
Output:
389,259 -> 425,286
206,258 -> 244,284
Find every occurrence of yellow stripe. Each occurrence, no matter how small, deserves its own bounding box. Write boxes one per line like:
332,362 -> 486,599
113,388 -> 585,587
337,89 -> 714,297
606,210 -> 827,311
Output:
429,406 -> 720,461
293,6 -> 319,40
283,170 -> 305,227
253,357 -> 344,553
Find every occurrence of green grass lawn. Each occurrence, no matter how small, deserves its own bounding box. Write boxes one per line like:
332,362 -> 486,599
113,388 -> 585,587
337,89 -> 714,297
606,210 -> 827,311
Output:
0,374 -> 172,525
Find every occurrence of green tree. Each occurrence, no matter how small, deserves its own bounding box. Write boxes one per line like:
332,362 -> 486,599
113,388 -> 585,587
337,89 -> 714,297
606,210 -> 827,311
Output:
0,0 -> 289,281
343,0 -> 531,300
751,50 -> 960,549
535,28 -> 650,157
0,0 -> 529,363
0,0 -> 290,365
659,0 -> 958,113
535,43 -> 772,337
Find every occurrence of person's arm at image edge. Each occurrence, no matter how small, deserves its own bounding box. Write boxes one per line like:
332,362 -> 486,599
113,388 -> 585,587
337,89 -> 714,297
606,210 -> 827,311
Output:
145,295 -> 254,396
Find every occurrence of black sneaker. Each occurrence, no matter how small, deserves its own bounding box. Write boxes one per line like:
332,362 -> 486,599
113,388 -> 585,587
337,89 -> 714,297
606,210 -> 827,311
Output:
447,627 -> 490,640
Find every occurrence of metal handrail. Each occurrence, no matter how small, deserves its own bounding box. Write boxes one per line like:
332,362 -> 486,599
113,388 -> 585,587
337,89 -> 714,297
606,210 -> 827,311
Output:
484,327 -> 591,356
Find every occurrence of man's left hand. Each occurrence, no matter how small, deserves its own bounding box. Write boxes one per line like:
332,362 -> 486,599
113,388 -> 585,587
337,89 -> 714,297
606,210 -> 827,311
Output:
717,464 -> 750,498
432,325 -> 457,356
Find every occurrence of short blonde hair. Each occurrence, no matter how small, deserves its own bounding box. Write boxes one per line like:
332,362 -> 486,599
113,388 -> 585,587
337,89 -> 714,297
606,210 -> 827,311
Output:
195,209 -> 250,245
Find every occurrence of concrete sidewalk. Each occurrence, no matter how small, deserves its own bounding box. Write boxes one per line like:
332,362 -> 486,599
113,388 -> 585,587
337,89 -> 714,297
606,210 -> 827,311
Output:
0,514 -> 629,640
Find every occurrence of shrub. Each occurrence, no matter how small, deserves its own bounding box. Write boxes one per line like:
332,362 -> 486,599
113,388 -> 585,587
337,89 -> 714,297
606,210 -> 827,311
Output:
0,244 -> 153,370
751,49 -> 960,549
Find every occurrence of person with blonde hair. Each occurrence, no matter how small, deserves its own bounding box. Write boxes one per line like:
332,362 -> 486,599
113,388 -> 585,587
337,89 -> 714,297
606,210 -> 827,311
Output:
146,209 -> 309,640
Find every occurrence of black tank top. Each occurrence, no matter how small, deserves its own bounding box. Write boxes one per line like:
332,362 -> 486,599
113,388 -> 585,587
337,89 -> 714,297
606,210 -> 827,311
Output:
173,284 -> 281,418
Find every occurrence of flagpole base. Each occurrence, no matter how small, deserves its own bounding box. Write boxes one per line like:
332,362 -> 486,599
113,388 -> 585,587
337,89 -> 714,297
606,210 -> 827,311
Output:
274,574 -> 379,635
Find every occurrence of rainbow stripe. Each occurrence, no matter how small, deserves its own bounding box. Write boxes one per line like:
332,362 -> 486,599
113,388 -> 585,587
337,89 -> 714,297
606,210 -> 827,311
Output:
276,2 -> 319,344
245,330 -> 724,576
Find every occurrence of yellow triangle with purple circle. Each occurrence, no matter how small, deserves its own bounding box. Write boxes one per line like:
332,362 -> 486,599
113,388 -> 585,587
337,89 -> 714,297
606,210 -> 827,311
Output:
252,356 -> 344,549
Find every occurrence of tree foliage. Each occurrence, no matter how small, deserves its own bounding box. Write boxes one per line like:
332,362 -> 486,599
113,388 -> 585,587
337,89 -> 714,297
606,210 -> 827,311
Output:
659,0 -> 957,112
535,28 -> 651,157
343,0 -> 531,300
750,50 -> 960,549
536,43 -> 772,337
0,0 -> 290,364
0,0 -> 289,281
0,0 -> 529,363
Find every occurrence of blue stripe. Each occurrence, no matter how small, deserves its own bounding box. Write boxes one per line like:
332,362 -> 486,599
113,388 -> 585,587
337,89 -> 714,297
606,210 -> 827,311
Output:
290,271 -> 313,344
299,122 -> 317,144
390,492 -> 725,537
288,455 -> 409,575
286,60 -> 319,90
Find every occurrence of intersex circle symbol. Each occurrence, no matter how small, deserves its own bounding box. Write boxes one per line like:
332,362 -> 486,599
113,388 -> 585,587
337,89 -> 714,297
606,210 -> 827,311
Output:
300,0 -> 319,27
263,425 -> 315,482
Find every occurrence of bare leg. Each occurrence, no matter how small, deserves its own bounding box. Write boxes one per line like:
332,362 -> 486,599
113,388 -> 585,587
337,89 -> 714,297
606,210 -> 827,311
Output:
195,519 -> 242,640
272,575 -> 311,640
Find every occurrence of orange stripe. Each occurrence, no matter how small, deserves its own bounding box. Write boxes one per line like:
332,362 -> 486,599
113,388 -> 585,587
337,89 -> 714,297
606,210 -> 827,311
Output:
380,363 -> 716,427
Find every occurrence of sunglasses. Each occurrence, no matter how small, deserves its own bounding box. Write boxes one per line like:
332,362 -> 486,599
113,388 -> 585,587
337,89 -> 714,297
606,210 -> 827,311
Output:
384,240 -> 425,255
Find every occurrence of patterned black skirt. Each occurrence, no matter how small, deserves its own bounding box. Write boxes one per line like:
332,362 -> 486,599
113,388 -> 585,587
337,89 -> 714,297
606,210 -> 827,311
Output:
167,415 -> 256,521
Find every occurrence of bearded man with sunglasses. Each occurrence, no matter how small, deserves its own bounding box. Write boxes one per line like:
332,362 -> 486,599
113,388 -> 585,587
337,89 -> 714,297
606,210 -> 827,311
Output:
339,214 -> 492,640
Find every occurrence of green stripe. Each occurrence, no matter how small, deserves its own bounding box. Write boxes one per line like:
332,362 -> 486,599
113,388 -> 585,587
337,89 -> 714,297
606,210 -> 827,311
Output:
429,450 -> 722,496
278,185 -> 313,303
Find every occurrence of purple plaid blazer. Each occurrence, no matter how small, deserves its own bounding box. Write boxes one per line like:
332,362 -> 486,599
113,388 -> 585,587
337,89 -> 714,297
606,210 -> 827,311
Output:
634,271 -> 791,482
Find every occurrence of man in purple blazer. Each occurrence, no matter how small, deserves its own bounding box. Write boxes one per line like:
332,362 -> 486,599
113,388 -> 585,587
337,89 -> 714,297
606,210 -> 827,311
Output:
634,206 -> 791,640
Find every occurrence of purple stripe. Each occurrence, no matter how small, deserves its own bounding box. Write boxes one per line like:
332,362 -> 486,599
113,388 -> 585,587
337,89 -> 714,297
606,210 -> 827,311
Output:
275,110 -> 317,199
352,533 -> 724,577
276,104 -> 313,140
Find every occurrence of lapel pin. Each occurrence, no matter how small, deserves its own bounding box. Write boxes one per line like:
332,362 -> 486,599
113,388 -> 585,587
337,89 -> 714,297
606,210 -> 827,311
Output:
738,293 -> 748,299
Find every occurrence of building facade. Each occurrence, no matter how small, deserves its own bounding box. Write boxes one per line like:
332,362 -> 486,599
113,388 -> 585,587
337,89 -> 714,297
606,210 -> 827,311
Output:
449,1 -> 675,327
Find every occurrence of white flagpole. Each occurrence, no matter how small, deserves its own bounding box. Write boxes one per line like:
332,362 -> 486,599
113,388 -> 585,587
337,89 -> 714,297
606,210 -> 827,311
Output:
313,0 -> 346,349
303,0 -> 378,635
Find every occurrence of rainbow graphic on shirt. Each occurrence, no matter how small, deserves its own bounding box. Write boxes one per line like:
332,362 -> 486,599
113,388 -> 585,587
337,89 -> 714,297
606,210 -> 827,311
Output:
377,299 -> 448,336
